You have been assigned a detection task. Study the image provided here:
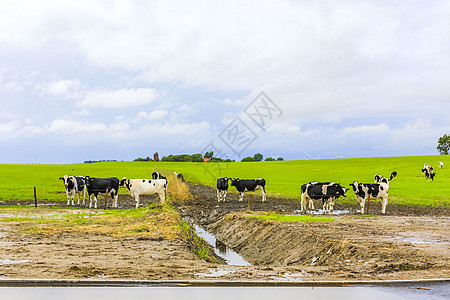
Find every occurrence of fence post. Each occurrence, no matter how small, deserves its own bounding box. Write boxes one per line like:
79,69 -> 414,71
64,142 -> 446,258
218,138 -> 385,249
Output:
34,187 -> 37,207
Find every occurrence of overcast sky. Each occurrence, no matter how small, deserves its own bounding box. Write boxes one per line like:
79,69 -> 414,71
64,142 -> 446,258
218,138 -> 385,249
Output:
1,1 -> 449,163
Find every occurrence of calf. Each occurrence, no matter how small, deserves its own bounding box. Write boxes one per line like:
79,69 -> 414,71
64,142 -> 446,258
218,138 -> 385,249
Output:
216,177 -> 229,202
349,181 -> 389,214
230,178 -> 266,202
425,170 -> 436,182
120,177 -> 167,208
390,171 -> 397,181
439,162 -> 444,169
84,176 -> 120,208
59,175 -> 86,206
300,182 -> 347,214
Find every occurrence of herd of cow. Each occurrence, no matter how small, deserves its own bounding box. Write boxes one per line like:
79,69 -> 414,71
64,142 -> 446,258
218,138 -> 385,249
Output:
59,161 -> 443,214
216,175 -> 390,214
58,172 -> 169,209
216,162 -> 443,215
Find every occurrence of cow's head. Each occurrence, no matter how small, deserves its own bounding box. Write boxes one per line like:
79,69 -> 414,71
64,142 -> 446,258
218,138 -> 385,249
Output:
119,177 -> 128,187
59,175 -> 75,188
230,178 -> 239,187
84,176 -> 92,186
336,184 -> 347,197
349,181 -> 360,194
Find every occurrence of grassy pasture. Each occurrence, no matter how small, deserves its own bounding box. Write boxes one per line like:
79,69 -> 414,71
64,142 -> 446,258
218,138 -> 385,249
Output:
0,154 -> 449,207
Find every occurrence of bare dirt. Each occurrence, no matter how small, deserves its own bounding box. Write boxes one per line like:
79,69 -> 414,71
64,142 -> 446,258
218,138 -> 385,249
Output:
0,182 -> 449,282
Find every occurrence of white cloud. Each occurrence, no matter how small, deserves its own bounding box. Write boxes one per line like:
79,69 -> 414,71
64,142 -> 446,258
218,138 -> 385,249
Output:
343,124 -> 390,135
135,110 -> 168,122
48,119 -> 107,133
80,88 -> 158,108
44,79 -> 80,97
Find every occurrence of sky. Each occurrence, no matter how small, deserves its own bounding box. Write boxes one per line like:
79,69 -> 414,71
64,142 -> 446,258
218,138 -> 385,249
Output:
1,0 -> 449,163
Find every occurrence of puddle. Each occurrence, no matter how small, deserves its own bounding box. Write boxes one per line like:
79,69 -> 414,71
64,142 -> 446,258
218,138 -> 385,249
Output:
0,259 -> 31,265
191,224 -> 251,266
194,268 -> 237,278
389,236 -> 449,245
294,209 -> 350,215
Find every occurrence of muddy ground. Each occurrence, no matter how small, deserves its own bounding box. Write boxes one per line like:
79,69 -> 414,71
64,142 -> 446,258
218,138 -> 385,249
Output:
0,182 -> 449,282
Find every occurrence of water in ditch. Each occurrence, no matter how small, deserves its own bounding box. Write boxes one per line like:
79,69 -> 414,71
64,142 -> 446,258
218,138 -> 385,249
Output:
192,224 -> 250,266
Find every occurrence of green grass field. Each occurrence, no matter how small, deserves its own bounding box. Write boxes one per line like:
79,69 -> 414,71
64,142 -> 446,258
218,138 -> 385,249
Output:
1,155 -> 449,207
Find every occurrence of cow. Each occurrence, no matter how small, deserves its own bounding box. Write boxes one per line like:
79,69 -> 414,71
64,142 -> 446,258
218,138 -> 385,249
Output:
439,162 -> 444,169
390,171 -> 397,181
374,174 -> 382,183
120,177 -> 167,208
59,175 -> 86,206
300,182 -> 347,214
425,170 -> 436,182
216,177 -> 229,202
152,172 -> 166,180
421,167 -> 428,175
175,172 -> 185,182
84,176 -> 120,209
230,178 -> 266,202
349,181 -> 389,214
424,164 -> 433,172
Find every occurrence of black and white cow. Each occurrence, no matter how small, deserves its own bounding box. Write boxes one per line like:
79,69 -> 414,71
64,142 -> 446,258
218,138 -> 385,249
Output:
173,172 -> 185,182
439,162 -> 444,169
59,175 -> 86,206
349,181 -> 389,214
84,176 -> 120,208
216,177 -> 229,202
390,171 -> 397,181
300,182 -> 347,214
152,172 -> 166,180
423,164 -> 433,173
425,170 -> 436,182
120,177 -> 167,208
374,174 -> 382,183
230,178 -> 266,202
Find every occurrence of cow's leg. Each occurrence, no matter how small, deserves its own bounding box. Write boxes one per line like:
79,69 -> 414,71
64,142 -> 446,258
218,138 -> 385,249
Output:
260,187 -> 267,202
322,199 -> 327,214
70,191 -> 75,206
135,194 -> 140,208
113,192 -> 119,208
76,191 -> 81,205
300,194 -> 307,212
93,193 -> 98,209
223,190 -> 227,202
160,191 -> 166,204
381,197 -> 388,214
66,190 -> 70,206
329,198 -> 335,215
239,192 -> 244,202
89,194 -> 93,208
82,188 -> 86,206
309,199 -> 315,210
357,196 -> 365,214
